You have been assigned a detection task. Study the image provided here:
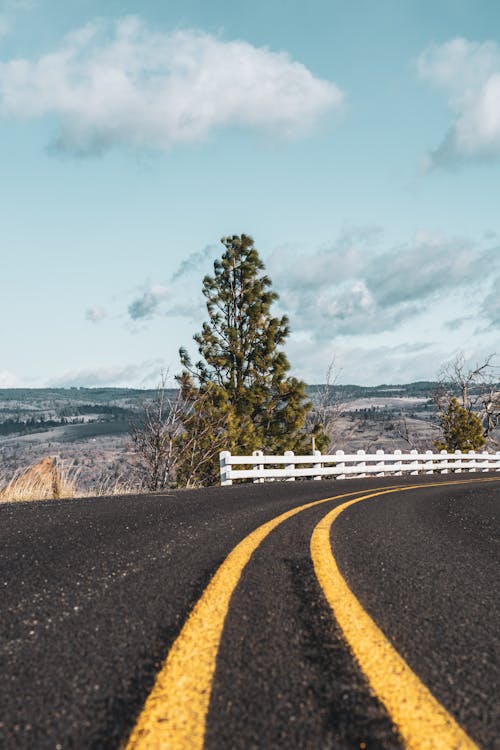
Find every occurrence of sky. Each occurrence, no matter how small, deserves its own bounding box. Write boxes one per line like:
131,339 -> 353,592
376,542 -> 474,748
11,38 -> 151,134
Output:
0,0 -> 499,388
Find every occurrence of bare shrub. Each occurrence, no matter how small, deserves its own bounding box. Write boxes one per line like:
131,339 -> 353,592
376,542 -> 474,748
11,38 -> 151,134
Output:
434,352 -> 500,448
128,372 -> 184,491
308,357 -> 348,451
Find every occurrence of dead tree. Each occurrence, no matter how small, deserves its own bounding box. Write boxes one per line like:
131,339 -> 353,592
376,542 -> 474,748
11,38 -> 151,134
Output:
438,352 -> 496,409
435,352 -> 499,443
129,372 -> 184,491
308,357 -> 347,451
130,373 -> 232,490
479,382 -> 500,440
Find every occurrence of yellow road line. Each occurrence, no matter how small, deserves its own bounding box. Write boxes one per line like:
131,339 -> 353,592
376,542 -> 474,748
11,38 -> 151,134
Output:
126,479 -> 496,750
124,486 -> 374,750
311,487 -> 483,750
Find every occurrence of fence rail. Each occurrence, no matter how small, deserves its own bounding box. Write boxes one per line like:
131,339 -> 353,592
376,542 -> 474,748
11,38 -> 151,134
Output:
219,449 -> 500,485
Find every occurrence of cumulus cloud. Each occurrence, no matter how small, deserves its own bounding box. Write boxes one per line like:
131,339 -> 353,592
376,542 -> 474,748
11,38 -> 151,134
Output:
417,38 -> 500,167
0,17 -> 343,155
269,230 -> 500,339
48,359 -> 164,387
127,229 -> 499,336
269,227 -> 382,294
128,284 -> 169,320
367,238 -> 495,308
85,305 -> 107,323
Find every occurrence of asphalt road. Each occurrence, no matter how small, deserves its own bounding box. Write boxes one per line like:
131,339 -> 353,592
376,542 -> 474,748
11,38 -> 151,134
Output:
1,474 -> 499,749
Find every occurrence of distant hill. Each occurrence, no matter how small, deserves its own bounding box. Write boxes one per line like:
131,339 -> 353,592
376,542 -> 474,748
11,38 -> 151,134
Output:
0,383 -> 439,440
0,382 -> 438,405
0,388 -> 164,438
307,381 -> 438,400
3,379 -> 496,435
0,387 -> 163,405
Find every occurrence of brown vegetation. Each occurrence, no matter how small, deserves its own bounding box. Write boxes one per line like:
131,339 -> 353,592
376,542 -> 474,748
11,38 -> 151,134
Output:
0,457 -> 77,503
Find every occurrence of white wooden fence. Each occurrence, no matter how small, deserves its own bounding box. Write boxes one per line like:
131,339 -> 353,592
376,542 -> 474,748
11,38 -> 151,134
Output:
219,449 -> 500,485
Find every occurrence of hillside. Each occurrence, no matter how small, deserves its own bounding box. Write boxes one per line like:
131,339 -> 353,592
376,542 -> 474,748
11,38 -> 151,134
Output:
0,383 -> 496,494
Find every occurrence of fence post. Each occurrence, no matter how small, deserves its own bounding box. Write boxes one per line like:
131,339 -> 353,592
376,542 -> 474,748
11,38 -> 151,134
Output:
424,450 -> 434,474
356,449 -> 366,477
439,449 -> 449,474
252,450 -> 264,483
313,449 -> 322,480
376,449 -> 385,477
284,450 -> 295,481
220,451 -> 232,486
453,449 -> 462,473
336,450 -> 345,479
467,450 -> 476,473
394,449 -> 402,476
496,452 -> 500,472
409,449 -> 419,475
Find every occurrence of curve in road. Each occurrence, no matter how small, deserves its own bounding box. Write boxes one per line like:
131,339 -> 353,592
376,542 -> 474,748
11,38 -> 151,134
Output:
125,478 -> 497,750
311,492 -> 479,750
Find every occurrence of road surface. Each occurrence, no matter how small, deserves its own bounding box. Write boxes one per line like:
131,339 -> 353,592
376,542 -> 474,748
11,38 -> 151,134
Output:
1,474 -> 498,748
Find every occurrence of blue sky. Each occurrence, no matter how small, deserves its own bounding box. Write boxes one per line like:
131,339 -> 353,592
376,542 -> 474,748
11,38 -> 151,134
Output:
1,0 -> 499,387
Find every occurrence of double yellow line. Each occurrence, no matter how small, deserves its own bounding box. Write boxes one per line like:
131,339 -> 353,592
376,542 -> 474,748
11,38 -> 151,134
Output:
311,489 -> 482,750
126,479 -> 497,749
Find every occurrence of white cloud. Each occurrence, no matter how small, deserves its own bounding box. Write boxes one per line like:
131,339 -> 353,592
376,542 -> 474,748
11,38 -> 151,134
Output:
122,229 -> 498,340
0,17 -> 343,155
128,284 -> 170,320
287,336 -> 500,386
268,230 -> 500,339
125,245 -> 219,322
48,359 -> 165,387
417,38 -> 500,167
368,238 -> 490,307
0,369 -> 22,387
85,305 -> 107,323
286,338 -> 452,385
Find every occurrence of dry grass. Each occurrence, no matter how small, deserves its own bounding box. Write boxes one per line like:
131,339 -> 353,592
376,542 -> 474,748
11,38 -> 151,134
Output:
0,457 -> 79,503
0,457 -> 144,503
79,472 -> 141,498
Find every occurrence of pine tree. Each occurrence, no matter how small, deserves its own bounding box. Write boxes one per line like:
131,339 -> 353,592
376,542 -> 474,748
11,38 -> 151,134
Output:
177,234 -> 324,485
434,397 -> 486,452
